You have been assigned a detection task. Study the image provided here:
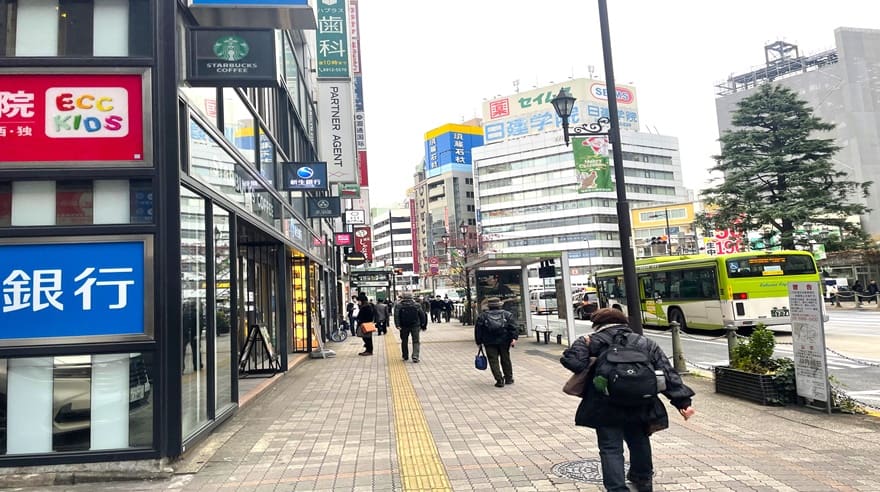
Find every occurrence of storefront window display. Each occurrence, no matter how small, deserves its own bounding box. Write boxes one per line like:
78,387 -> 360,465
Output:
213,209 -> 234,410
180,187 -> 208,438
291,256 -> 310,352
475,269 -> 525,332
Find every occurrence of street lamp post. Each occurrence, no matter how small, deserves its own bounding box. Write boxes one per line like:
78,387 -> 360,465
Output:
550,0 -> 642,333
459,221 -> 473,325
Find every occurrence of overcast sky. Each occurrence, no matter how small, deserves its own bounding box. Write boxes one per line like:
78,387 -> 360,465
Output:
357,1 -> 880,209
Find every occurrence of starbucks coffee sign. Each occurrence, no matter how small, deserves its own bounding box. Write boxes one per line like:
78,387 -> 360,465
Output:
188,28 -> 277,87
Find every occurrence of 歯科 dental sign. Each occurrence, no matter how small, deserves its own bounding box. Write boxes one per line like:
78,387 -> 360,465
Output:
0,73 -> 147,164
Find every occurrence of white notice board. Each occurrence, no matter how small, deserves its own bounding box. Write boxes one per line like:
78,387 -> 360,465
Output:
787,281 -> 831,410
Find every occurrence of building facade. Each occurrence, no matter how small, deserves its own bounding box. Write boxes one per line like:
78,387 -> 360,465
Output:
0,0 -> 354,467
371,207 -> 417,296
715,28 -> 880,241
631,201 -> 703,258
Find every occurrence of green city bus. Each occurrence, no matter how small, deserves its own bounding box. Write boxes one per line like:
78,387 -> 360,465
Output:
594,250 -> 827,331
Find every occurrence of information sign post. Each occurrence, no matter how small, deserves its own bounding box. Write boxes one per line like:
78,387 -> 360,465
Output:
787,281 -> 832,414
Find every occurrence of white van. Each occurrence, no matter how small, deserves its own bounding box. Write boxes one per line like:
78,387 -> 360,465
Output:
529,289 -> 557,314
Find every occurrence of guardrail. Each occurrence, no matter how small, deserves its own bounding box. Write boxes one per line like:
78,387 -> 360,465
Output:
831,292 -> 880,308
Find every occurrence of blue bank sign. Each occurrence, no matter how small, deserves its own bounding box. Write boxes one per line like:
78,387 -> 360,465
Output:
0,237 -> 152,345
281,161 -> 329,191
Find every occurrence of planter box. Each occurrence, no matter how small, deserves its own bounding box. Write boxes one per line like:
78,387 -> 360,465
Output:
714,366 -> 780,406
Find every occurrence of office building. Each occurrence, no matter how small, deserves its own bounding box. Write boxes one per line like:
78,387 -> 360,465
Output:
371,206 -> 418,295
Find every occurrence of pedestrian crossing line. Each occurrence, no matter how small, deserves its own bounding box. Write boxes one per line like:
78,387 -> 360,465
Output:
385,333 -> 452,491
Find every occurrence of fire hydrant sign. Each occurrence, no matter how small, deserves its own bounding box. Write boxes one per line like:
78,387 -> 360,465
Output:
787,281 -> 831,408
0,73 -> 146,165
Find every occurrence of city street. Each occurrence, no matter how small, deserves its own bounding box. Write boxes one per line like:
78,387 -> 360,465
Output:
530,308 -> 880,407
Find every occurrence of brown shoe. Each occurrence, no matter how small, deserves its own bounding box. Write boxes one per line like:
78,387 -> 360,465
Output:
358,351 -> 373,356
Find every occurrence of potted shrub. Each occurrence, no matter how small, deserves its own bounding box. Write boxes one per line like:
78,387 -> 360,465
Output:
714,324 -> 796,405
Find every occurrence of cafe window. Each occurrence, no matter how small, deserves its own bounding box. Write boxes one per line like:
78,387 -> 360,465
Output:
222,88 -> 256,165
0,0 -> 151,57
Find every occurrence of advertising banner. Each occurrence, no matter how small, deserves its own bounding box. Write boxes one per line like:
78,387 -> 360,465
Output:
475,269 -> 525,330
306,197 -> 341,218
0,73 -> 147,164
0,237 -> 152,345
703,229 -> 744,255
281,161 -> 328,191
316,0 -> 350,78
429,256 -> 439,276
344,209 -> 366,225
353,226 -> 372,261
348,0 -> 362,75
188,28 -> 278,87
318,81 -> 357,183
481,78 -> 639,144
357,150 -> 369,186
409,198 -> 420,275
788,282 -> 831,407
423,123 -> 484,178
571,136 -> 613,193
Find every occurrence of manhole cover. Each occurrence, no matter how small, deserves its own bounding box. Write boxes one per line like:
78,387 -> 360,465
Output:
551,459 -> 629,483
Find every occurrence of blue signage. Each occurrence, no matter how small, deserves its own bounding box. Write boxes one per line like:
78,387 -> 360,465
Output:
0,239 -> 148,342
282,161 -> 329,191
423,131 -> 484,178
191,0 -> 308,5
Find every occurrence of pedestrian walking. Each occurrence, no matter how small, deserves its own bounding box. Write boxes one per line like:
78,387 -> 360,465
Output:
347,296 -> 358,336
374,299 -> 389,335
442,295 -> 453,322
430,296 -> 443,323
474,297 -> 518,387
868,279 -> 878,304
560,308 -> 695,492
356,295 -> 376,356
394,293 -> 427,362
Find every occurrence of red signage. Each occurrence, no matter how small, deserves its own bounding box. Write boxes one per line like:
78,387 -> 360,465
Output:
354,226 -> 372,261
334,232 -> 353,246
357,150 -> 369,186
0,73 -> 145,164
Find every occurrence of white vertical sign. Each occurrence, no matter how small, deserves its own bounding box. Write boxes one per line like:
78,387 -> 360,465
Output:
318,81 -> 357,183
788,281 -> 831,410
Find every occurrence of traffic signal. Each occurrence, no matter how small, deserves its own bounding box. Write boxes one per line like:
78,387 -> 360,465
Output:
650,236 -> 668,245
394,268 -> 404,275
538,260 -> 556,278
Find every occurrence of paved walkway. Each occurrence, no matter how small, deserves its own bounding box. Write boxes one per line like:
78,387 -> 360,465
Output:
19,320 -> 880,491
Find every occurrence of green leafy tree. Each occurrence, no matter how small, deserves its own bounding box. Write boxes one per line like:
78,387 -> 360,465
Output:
700,84 -> 871,250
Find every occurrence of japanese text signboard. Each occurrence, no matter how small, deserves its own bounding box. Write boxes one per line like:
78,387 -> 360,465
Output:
0,237 -> 152,345
0,73 -> 147,165
316,0 -> 350,79
354,226 -> 372,261
423,124 -> 484,178
572,136 -> 613,193
306,197 -> 341,218
481,78 -> 639,144
281,161 -> 328,191
788,281 -> 831,408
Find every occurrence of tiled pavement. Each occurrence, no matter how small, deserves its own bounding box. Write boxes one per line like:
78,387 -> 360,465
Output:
17,319 -> 880,491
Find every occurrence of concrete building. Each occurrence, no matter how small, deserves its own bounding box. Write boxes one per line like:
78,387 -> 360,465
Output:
715,28 -> 880,241
631,201 -> 704,258
413,122 -> 483,290
474,130 -> 690,284
371,206 -> 418,295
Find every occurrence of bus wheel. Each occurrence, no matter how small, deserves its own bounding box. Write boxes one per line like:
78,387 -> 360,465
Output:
668,308 -> 688,332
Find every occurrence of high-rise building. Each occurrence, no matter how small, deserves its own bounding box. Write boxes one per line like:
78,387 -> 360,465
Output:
371,206 -> 418,294
715,28 -> 880,240
474,79 -> 690,284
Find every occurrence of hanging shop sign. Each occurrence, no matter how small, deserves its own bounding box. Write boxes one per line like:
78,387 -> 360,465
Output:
344,251 -> 366,266
334,232 -> 353,246
306,196 -> 341,218
188,28 -> 277,87
338,183 -> 361,198
0,71 -> 149,166
344,209 -> 366,225
0,236 -> 153,346
318,81 -> 357,183
353,226 -> 372,261
281,161 -> 328,191
316,0 -> 350,78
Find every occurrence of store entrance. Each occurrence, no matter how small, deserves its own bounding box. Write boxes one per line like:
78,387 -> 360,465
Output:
236,221 -> 282,374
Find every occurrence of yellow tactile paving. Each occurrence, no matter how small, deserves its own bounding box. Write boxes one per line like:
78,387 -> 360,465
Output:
385,333 -> 453,491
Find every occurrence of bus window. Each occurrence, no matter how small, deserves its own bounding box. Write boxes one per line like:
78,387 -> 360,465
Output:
698,268 -> 718,299
726,255 -> 817,278
652,271 -> 669,299
640,275 -> 654,299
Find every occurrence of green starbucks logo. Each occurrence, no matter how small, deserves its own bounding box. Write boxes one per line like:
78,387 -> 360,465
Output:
213,35 -> 249,62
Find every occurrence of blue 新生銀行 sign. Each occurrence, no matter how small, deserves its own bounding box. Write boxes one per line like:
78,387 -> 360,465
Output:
0,240 -> 148,342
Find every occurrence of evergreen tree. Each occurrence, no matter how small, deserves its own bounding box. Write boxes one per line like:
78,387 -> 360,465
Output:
700,84 -> 871,250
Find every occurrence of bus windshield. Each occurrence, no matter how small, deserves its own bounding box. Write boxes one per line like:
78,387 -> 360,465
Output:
725,255 -> 817,278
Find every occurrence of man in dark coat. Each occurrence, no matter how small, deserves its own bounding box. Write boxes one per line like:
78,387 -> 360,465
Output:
394,293 -> 428,362
561,308 -> 695,492
474,297 -> 518,387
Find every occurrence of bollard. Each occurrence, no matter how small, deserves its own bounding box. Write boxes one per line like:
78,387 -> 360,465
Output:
857,293 -> 863,307
556,333 -> 563,345
834,293 -> 841,308
725,325 -> 738,362
670,321 -> 688,374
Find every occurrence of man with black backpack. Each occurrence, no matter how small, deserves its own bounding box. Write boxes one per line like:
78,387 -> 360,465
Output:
474,297 -> 518,387
560,308 -> 695,492
394,293 -> 428,362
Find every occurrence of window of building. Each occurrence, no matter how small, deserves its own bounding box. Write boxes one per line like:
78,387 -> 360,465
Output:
180,187 -> 208,438
0,0 -> 151,57
222,89 -> 256,165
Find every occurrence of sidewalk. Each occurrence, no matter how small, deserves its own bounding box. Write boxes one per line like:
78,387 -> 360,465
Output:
23,320 -> 880,491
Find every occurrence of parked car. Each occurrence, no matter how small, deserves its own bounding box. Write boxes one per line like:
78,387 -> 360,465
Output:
572,288 -> 600,320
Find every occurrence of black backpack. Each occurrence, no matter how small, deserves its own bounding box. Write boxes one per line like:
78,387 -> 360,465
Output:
482,311 -> 509,337
398,303 -> 421,327
592,329 -> 663,406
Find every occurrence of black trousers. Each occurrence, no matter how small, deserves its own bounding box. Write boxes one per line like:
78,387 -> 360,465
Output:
484,343 -> 513,382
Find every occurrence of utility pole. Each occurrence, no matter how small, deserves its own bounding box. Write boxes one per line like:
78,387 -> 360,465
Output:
388,209 -> 396,299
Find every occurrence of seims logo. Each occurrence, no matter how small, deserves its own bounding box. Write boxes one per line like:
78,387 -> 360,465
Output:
297,166 -> 314,179
590,83 -> 635,104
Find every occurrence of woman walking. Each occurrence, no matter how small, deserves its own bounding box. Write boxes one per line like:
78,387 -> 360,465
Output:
356,295 -> 376,356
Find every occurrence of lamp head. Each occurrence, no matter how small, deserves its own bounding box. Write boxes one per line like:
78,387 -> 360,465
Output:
551,88 -> 576,120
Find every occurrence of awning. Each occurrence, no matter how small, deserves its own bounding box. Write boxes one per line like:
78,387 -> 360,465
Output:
189,4 -> 317,30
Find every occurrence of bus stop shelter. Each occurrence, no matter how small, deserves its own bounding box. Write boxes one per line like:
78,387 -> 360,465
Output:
465,251 -> 577,345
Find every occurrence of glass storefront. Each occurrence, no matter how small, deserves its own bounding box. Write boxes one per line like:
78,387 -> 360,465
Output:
180,188 -> 208,438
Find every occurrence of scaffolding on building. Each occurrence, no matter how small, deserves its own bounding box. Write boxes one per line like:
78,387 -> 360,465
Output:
715,41 -> 839,96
